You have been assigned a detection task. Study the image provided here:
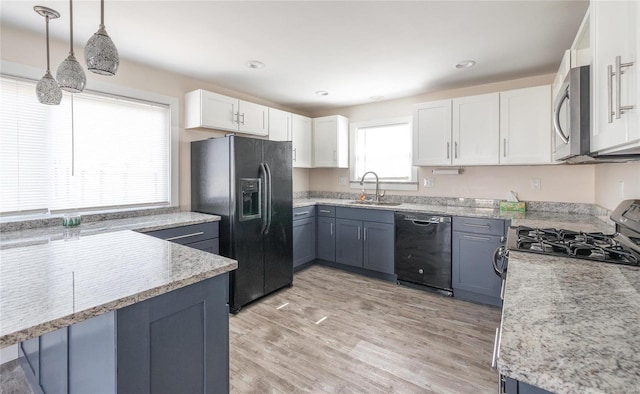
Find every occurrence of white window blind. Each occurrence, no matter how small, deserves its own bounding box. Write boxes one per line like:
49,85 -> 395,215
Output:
0,75 -> 171,215
351,118 -> 415,182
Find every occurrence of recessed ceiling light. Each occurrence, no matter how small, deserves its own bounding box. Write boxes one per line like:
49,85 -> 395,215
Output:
455,60 -> 476,69
315,90 -> 329,96
369,95 -> 384,101
246,60 -> 265,69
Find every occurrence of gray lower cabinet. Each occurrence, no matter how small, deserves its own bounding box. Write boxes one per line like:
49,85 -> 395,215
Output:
316,216 -> 336,261
143,221 -> 220,254
504,376 -> 553,394
293,206 -> 316,268
316,205 -> 336,262
19,273 -> 229,394
452,217 -> 507,306
334,208 -> 394,274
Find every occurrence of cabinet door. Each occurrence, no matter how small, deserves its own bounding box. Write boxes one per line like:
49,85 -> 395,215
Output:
313,115 -> 348,168
188,238 -> 220,255
238,100 -> 269,136
293,217 -> 316,268
500,85 -> 552,164
413,100 -> 452,166
452,231 -> 503,306
591,0 -> 638,153
317,216 -> 336,262
452,93 -> 500,165
117,274 -> 229,394
335,218 -> 363,267
268,108 -> 292,141
292,114 -> 312,168
200,90 -> 238,131
40,327 -> 68,394
363,221 -> 394,274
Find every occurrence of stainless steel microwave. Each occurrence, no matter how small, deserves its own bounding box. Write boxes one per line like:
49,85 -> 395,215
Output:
552,65 -> 591,162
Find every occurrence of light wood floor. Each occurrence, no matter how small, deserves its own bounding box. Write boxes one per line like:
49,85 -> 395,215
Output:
229,265 -> 502,394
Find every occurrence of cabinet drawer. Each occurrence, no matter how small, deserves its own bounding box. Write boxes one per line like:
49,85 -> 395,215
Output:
317,205 -> 336,217
143,222 -> 219,245
452,217 -> 505,236
335,207 -> 394,224
293,206 -> 315,219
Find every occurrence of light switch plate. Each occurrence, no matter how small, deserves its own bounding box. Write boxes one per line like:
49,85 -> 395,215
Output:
424,178 -> 434,188
339,177 -> 347,186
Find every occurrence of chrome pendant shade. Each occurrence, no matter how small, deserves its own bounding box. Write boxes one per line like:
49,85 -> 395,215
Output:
56,0 -> 86,93
34,6 -> 62,105
84,0 -> 119,75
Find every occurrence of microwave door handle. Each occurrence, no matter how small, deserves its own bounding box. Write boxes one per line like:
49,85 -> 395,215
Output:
553,87 -> 570,144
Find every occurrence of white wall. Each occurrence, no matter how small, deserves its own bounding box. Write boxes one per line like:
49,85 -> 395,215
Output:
594,162 -> 640,211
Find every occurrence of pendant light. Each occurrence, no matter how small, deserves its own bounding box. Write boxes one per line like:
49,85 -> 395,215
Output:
56,0 -> 86,93
34,6 -> 62,105
84,0 -> 119,75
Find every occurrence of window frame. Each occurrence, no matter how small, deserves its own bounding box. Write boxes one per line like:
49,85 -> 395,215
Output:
0,60 -> 179,217
349,116 -> 418,191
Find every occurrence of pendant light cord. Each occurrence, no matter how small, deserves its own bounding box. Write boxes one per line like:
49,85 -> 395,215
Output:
45,15 -> 51,72
100,0 -> 105,28
71,93 -> 75,177
69,0 -> 74,55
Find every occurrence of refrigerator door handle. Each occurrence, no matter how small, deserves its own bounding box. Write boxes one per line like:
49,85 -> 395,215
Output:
259,163 -> 269,234
264,162 -> 273,233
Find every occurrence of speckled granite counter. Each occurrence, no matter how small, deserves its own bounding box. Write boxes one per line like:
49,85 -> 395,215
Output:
497,251 -> 640,393
0,212 -> 237,348
294,198 -> 614,233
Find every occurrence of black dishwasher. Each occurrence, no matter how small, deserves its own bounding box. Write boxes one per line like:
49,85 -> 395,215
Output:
395,212 -> 452,295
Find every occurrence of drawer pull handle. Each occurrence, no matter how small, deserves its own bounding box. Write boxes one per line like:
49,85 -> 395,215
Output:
463,235 -> 490,241
319,209 -> 331,213
164,231 -> 205,241
330,222 -> 333,236
294,212 -> 309,216
491,327 -> 500,368
463,223 -> 490,229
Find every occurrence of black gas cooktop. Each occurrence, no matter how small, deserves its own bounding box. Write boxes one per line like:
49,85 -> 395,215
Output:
513,226 -> 639,266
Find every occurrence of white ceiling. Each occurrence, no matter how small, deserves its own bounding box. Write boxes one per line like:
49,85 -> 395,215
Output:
1,0 -> 589,112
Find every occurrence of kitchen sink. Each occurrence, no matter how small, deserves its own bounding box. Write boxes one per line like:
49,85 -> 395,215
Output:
349,200 -> 402,206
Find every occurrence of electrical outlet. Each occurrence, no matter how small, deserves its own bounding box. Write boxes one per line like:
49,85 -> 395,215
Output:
339,177 -> 347,186
423,178 -> 434,188
530,178 -> 541,190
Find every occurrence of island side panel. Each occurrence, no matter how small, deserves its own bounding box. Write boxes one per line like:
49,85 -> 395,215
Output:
116,273 -> 229,394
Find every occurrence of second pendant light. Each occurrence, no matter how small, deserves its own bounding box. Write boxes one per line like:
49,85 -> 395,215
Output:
56,0 -> 86,93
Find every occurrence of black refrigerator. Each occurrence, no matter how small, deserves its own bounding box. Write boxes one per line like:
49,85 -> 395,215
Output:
191,135 -> 293,313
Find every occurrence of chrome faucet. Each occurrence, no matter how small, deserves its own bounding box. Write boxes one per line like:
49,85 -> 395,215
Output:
359,171 -> 385,202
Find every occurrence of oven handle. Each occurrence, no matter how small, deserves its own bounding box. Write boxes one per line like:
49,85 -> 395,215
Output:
553,86 -> 570,144
493,246 -> 506,277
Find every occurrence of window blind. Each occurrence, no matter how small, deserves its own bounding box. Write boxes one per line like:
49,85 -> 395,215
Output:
0,75 -> 171,215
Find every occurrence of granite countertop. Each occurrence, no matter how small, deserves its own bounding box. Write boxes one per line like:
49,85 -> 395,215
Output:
498,251 -> 640,393
293,198 -> 614,232
0,212 -> 237,348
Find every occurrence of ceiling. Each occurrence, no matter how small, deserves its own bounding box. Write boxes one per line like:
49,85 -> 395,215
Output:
1,0 -> 589,112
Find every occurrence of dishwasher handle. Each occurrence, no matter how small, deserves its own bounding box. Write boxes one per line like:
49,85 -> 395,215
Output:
404,216 -> 452,225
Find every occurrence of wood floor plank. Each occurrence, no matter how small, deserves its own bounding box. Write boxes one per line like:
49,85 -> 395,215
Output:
229,265 -> 501,393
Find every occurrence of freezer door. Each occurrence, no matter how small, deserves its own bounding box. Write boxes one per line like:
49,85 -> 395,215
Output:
262,140 -> 293,294
230,137 -> 266,310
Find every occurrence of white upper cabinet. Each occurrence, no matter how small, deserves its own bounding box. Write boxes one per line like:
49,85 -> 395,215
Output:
591,0 -> 639,154
185,89 -> 269,136
268,108 -> 292,141
292,114 -> 312,168
313,115 -> 349,168
413,100 -> 452,166
452,93 -> 500,165
499,85 -> 552,164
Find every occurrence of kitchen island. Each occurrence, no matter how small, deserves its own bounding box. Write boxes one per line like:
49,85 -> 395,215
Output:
0,211 -> 237,393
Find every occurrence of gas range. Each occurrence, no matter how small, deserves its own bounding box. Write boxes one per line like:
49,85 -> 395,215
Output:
505,199 -> 640,268
510,226 -> 639,266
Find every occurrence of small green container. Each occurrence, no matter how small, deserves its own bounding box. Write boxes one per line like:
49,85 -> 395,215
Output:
499,201 -> 526,212
62,214 -> 82,227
